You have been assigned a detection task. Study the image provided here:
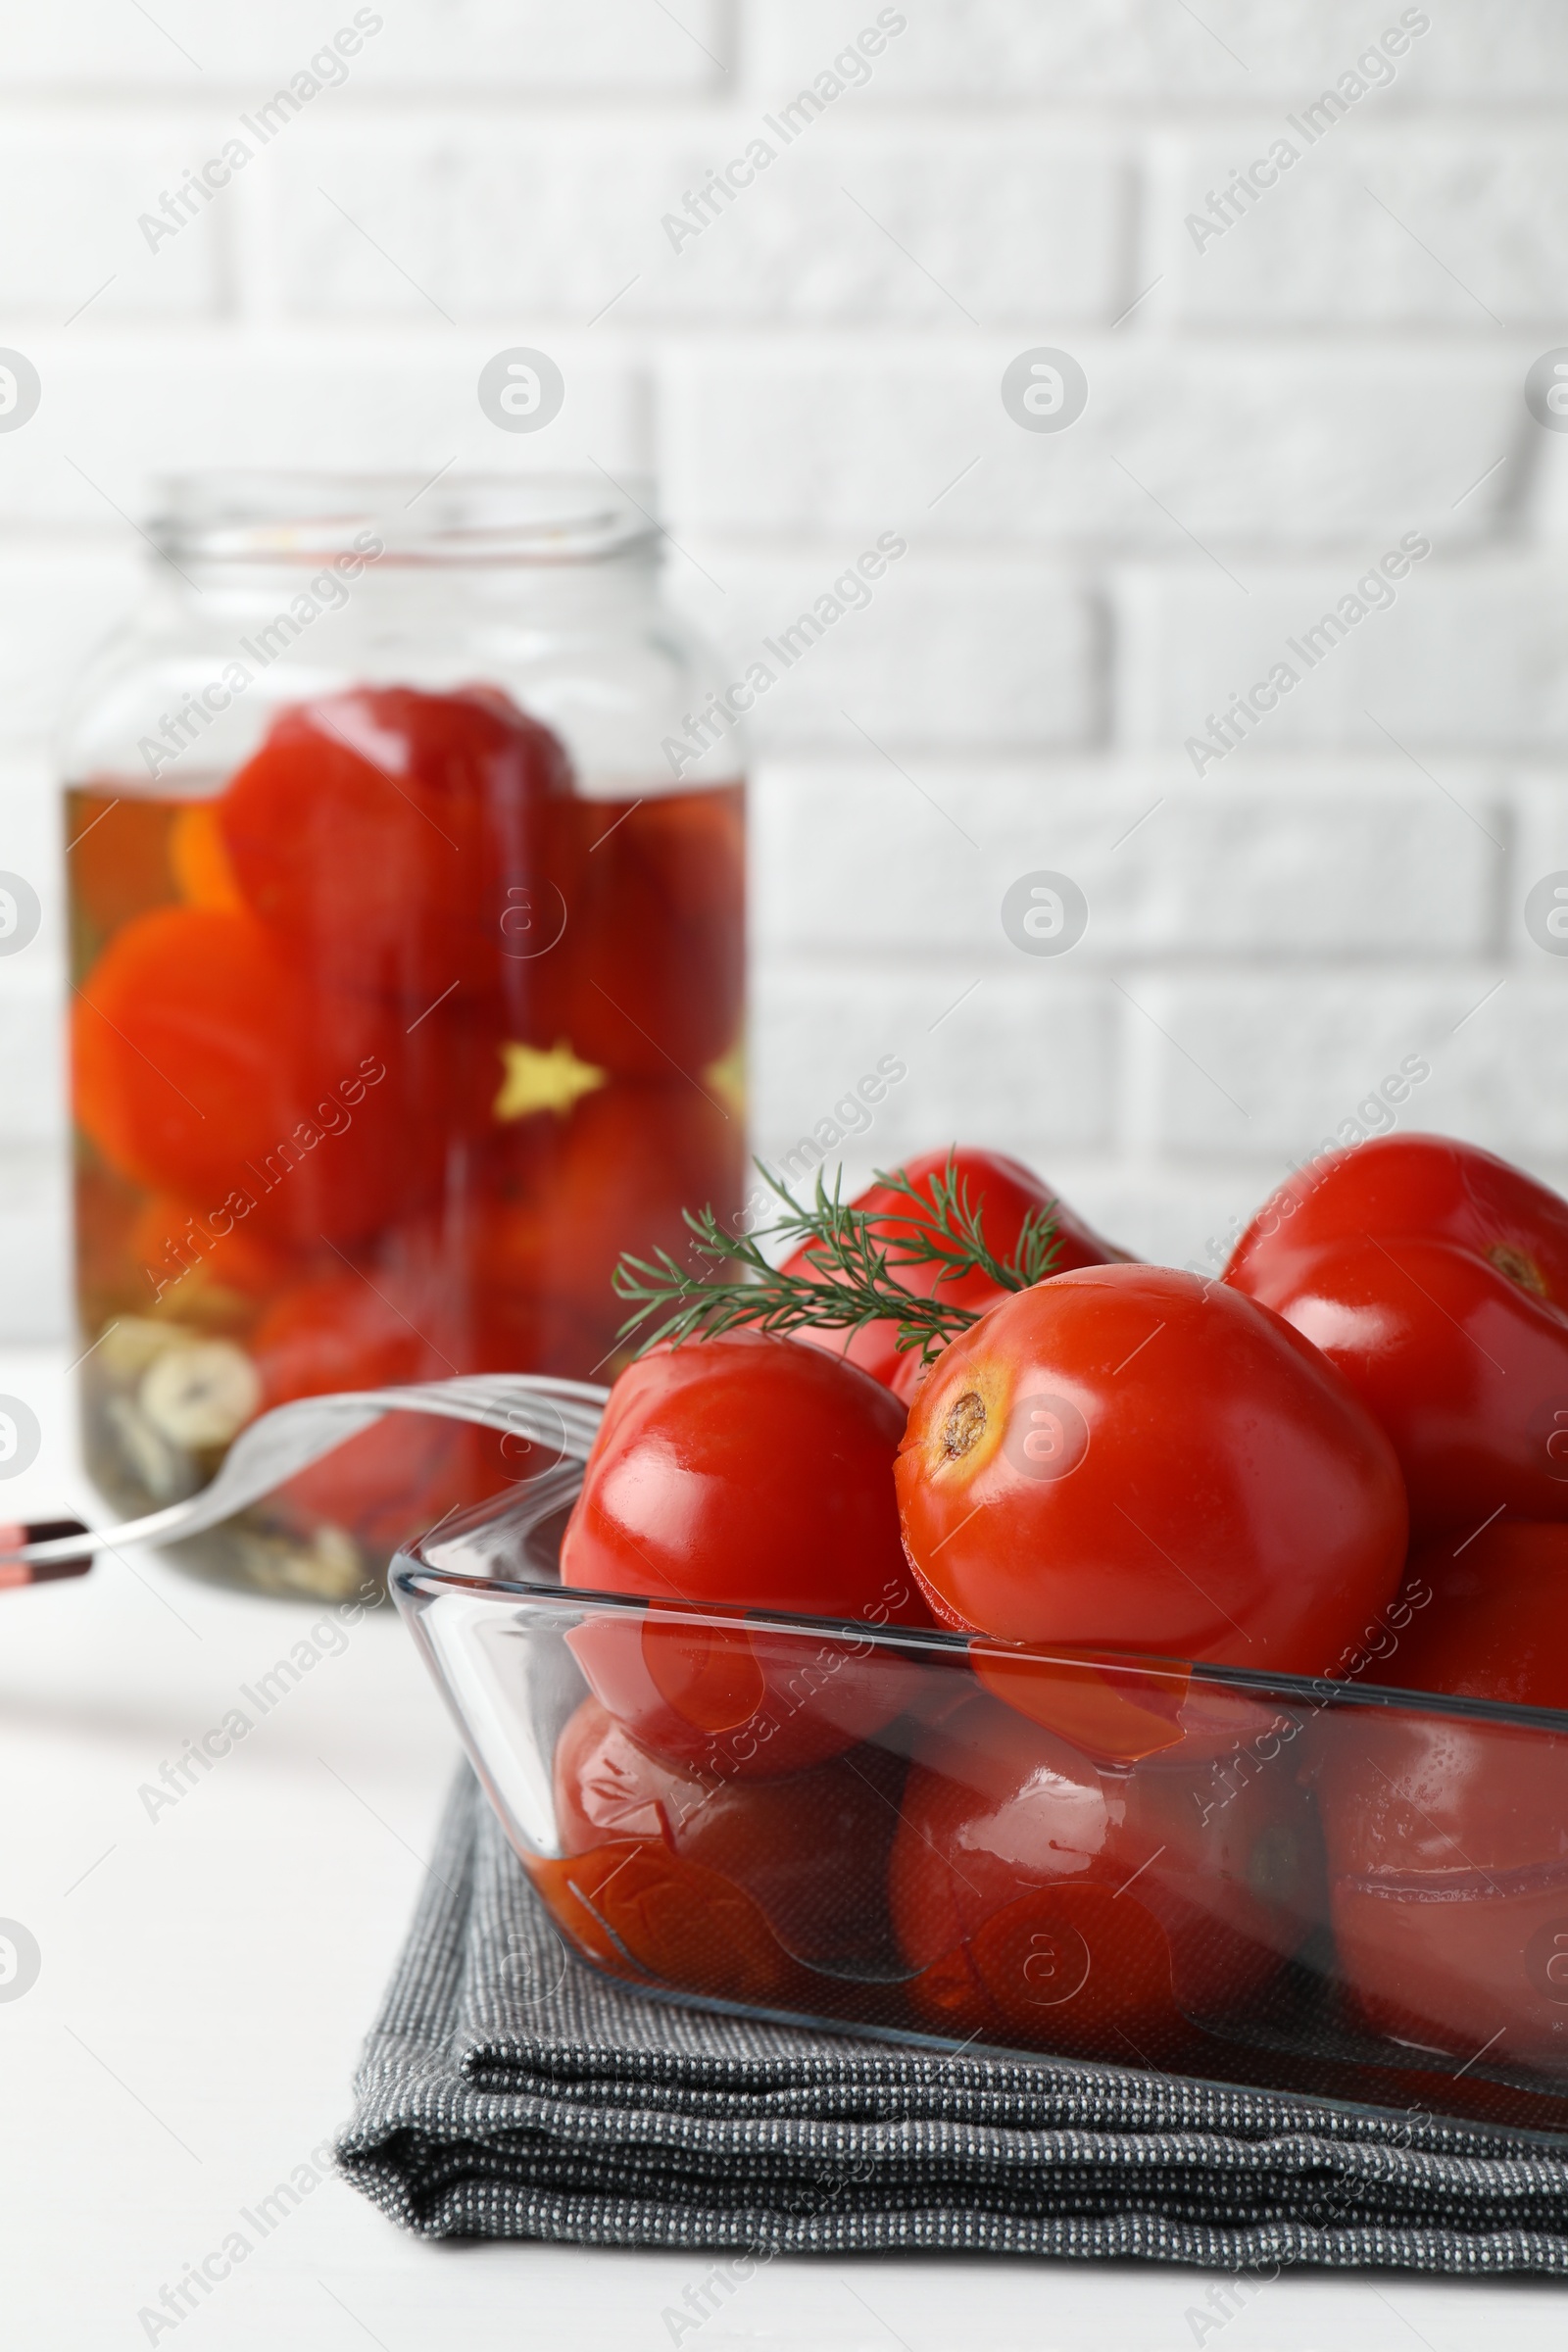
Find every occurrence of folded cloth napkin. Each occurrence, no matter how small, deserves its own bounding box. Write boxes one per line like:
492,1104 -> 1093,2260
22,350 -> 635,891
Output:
336,1771 -> 1568,2271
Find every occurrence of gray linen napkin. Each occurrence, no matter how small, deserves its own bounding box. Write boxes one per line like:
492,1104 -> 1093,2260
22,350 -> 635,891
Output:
336,1772 -> 1568,2270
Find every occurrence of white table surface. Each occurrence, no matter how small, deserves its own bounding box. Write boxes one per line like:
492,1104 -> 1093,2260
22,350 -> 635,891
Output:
3,1344 -> 1565,2352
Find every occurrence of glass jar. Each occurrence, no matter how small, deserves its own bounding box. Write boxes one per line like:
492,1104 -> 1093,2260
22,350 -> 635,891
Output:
62,473 -> 746,1600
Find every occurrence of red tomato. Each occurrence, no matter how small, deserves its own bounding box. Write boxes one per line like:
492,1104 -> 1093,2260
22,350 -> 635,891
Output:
1229,1130 -> 1568,1297
889,1690 -> 1319,2062
1317,1702 -> 1568,2075
1225,1134 -> 1568,1539
551,1695 -> 905,1986
562,786 -> 744,1079
1315,1516 -> 1568,2076
1390,1522 -> 1568,1707
895,1264 -> 1407,1672
559,1332 -> 933,1776
218,684 -> 575,1005
782,1147 -> 1131,1400
476,1080 -> 744,1375
74,907 -> 420,1244
963,1639 -> 1297,1771
251,1265 -> 517,1554
73,906 -> 500,1247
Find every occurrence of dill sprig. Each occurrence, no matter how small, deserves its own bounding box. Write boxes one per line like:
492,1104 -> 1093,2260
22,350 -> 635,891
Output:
612,1151 -> 1060,1362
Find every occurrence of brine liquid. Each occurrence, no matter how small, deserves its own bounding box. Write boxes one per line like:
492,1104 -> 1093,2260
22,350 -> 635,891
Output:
68,761 -> 745,1598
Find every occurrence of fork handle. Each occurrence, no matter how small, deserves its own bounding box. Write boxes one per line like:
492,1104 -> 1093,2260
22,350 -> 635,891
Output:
0,1373 -> 612,1574
0,1518 -> 94,1585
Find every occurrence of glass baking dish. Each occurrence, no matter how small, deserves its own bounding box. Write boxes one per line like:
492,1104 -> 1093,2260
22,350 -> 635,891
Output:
392,1469 -> 1568,2140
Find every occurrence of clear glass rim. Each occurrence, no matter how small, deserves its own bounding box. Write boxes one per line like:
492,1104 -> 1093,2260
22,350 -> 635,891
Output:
390,1549 -> 1568,1739
149,469 -> 662,567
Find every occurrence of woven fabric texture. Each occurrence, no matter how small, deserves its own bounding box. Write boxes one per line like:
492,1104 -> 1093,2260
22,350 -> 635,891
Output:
336,1773 -> 1568,2271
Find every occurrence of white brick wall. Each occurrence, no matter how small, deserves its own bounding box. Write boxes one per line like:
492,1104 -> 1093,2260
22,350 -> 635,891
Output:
3,0 -> 1568,1334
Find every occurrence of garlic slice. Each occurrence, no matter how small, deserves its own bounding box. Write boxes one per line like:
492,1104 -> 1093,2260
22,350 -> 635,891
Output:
138,1341 -> 262,1450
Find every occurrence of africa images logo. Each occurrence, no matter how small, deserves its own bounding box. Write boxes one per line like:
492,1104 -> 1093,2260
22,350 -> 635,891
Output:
1003,1393 -> 1090,1484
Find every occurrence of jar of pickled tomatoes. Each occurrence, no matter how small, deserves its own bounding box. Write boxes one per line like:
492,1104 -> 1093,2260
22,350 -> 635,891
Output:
63,475 -> 746,1599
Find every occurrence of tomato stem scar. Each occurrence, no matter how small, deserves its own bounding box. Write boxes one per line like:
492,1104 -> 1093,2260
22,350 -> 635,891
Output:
1488,1241 -> 1547,1297
942,1392 -> 987,1459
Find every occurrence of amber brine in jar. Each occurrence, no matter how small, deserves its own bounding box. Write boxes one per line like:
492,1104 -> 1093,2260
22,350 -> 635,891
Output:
63,476 -> 745,1597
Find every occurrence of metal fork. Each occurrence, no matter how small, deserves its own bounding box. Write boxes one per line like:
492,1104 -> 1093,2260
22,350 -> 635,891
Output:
0,1373 -> 610,1580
